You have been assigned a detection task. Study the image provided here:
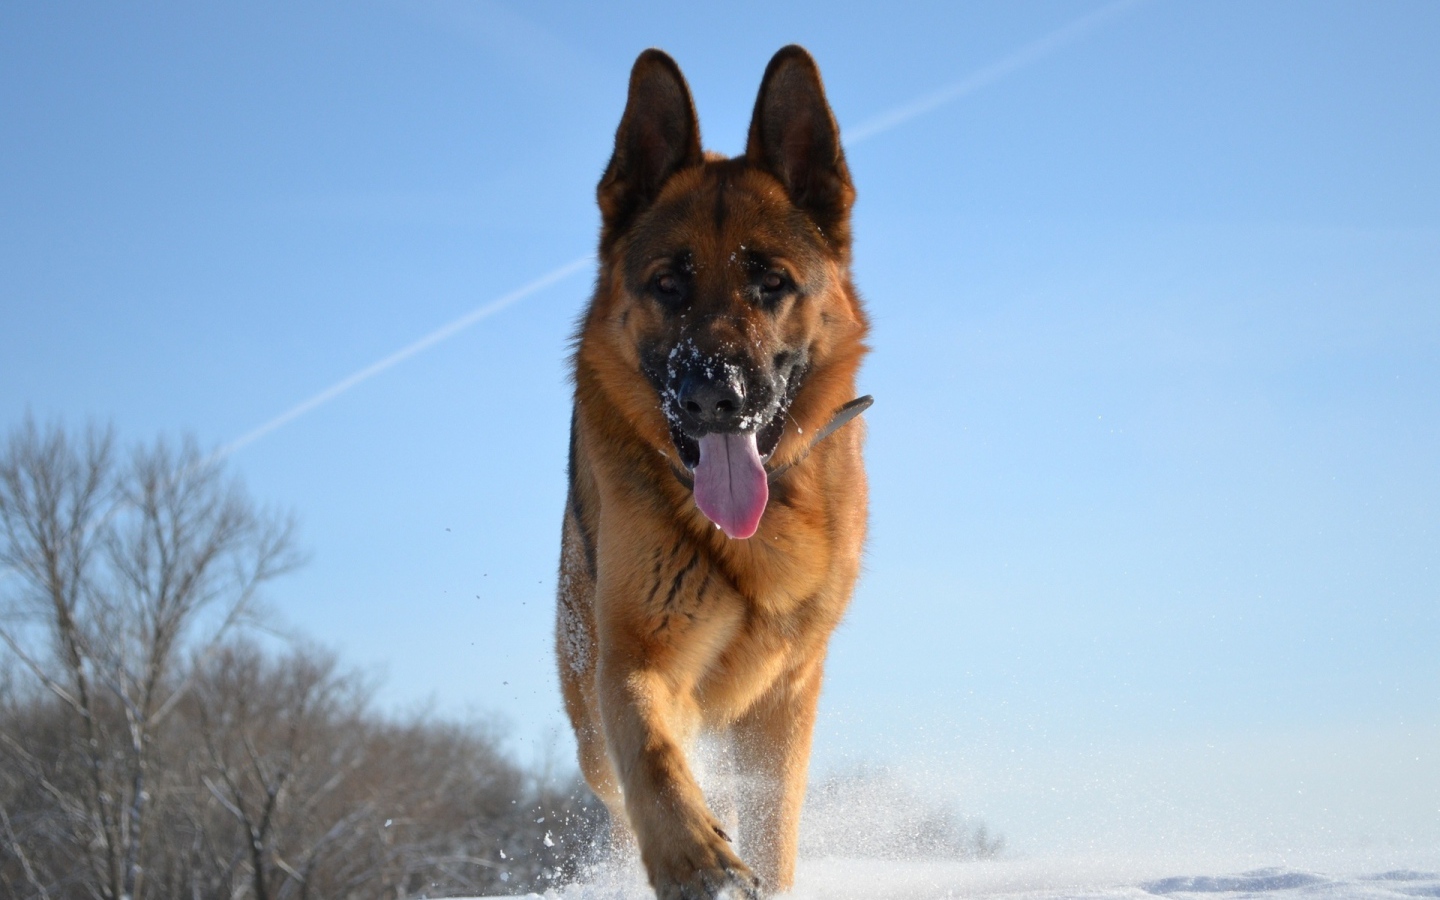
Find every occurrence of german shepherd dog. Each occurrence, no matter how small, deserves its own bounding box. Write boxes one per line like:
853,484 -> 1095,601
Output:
557,46 -> 869,899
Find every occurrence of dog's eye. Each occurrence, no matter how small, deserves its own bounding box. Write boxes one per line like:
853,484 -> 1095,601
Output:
759,270 -> 791,298
652,272 -> 681,299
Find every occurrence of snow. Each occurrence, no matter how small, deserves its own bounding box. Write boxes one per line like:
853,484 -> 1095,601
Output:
456,734 -> 1439,899
461,858 -> 1440,900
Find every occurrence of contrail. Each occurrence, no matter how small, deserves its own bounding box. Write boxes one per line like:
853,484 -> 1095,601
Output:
215,0 -> 1140,459
844,0 -> 1147,145
212,254 -> 592,462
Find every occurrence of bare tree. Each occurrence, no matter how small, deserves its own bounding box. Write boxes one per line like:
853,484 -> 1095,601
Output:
176,640 -> 603,900
0,418 -> 604,899
183,640 -> 371,900
0,417 -> 302,900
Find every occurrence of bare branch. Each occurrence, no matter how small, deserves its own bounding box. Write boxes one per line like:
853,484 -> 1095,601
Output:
0,627 -> 82,713
0,799 -> 54,900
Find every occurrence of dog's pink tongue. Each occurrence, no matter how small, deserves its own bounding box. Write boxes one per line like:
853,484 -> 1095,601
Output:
693,432 -> 769,540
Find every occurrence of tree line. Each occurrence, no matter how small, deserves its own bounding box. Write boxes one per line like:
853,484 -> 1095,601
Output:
0,419 -> 602,899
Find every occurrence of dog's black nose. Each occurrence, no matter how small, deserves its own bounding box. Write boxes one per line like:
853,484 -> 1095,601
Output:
678,375 -> 746,429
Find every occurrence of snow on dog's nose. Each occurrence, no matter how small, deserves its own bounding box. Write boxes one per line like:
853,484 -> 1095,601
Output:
678,372 -> 746,430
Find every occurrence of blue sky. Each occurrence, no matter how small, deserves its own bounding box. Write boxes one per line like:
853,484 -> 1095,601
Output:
3,1 -> 1438,859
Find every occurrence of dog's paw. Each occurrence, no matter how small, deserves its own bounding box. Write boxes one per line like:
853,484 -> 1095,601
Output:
650,829 -> 761,900
658,865 -> 760,900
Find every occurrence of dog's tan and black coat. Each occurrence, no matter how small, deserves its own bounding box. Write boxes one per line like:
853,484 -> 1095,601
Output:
556,46 -> 869,900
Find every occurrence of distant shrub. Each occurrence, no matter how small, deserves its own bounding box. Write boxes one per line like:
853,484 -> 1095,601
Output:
0,639 -> 605,899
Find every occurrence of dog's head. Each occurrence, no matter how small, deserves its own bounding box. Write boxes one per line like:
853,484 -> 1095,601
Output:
581,46 -> 867,539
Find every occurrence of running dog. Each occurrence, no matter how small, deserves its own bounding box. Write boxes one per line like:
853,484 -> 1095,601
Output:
556,45 -> 870,899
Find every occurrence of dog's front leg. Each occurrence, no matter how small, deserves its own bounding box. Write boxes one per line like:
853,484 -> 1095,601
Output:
598,652 -> 760,899
732,657 -> 825,894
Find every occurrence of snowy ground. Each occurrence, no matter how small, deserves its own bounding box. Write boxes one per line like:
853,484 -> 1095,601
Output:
467,737 -> 1440,900
472,857 -> 1440,900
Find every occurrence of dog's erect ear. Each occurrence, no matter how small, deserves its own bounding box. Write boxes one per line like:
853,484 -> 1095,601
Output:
598,49 -> 703,240
746,46 -> 854,246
